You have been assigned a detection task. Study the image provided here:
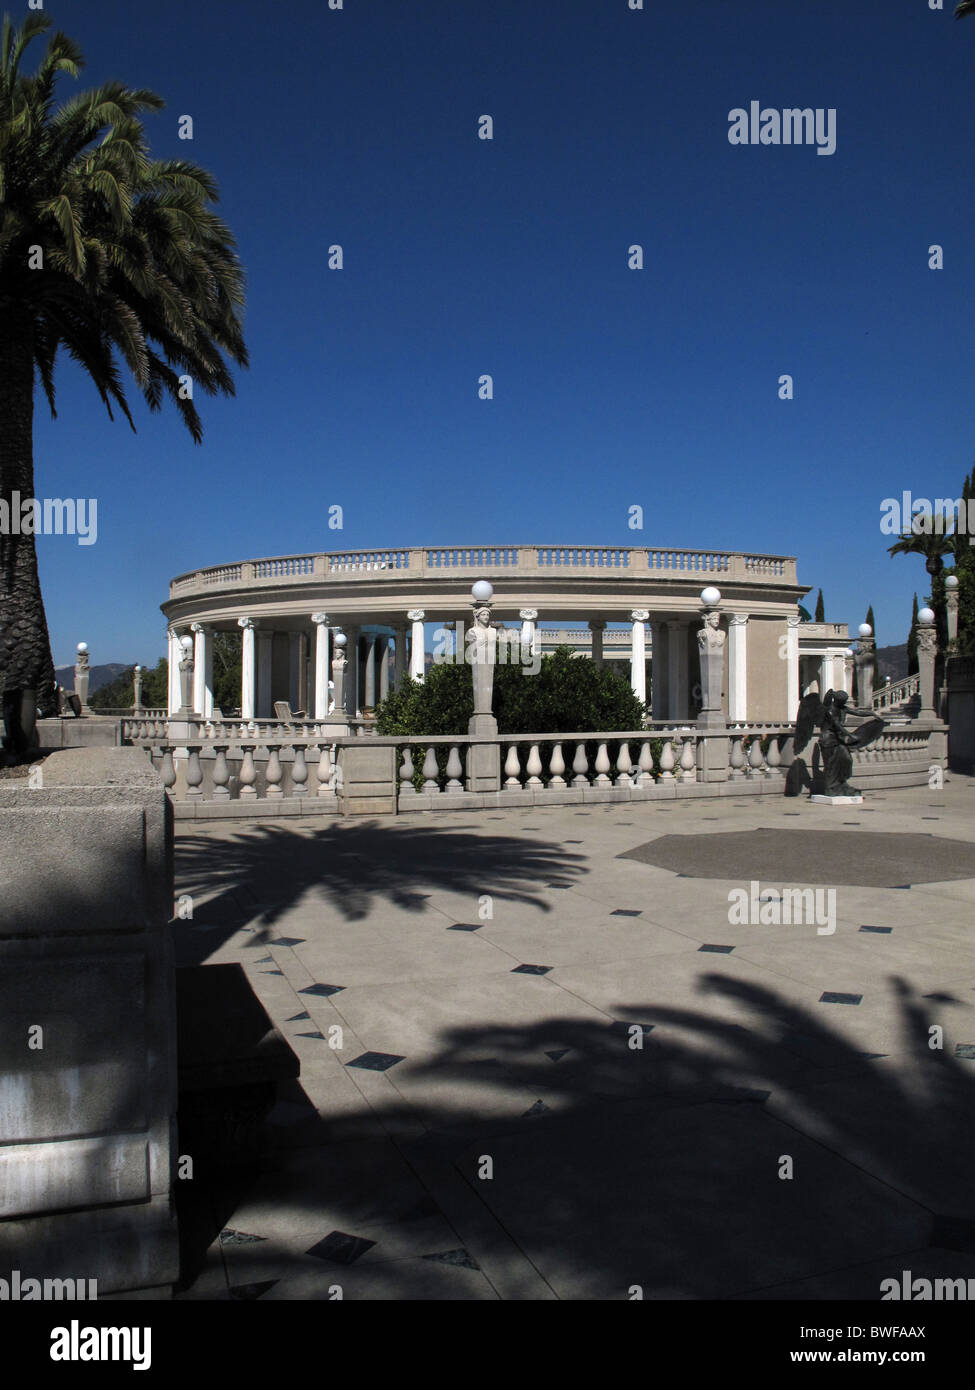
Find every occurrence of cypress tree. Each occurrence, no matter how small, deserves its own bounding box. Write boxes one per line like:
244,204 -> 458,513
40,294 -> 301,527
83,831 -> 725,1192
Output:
907,594 -> 919,676
814,589 -> 825,622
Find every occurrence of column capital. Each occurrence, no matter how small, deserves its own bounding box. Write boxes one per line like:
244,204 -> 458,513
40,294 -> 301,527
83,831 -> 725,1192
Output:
519,608 -> 538,622
630,609 -> 649,623
311,611 -> 330,626
787,614 -> 803,629
407,609 -> 425,622
237,616 -> 256,631
588,618 -> 607,631
729,613 -> 750,627
190,621 -> 208,634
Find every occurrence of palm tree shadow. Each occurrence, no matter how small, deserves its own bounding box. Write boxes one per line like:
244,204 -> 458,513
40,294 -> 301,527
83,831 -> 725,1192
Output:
173,821 -> 585,965
183,971 -> 975,1300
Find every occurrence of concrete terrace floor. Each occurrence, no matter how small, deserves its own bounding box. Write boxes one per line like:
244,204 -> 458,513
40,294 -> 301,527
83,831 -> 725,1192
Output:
171,779 -> 975,1301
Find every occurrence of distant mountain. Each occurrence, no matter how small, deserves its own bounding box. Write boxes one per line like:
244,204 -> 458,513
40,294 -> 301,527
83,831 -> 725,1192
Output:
54,662 -> 130,695
876,644 -> 908,682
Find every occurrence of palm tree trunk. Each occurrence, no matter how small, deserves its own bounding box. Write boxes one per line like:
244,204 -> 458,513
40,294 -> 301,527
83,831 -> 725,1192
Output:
0,313 -> 56,714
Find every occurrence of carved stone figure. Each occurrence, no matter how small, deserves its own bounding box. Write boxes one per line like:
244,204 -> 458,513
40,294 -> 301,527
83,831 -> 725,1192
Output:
787,688 -> 884,799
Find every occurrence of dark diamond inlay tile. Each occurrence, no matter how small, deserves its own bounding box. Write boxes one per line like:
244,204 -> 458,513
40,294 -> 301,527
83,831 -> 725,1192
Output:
565,839 -> 584,844
512,963 -> 552,975
255,955 -> 273,963
523,1100 -> 548,1116
955,1044 -> 975,1059
346,1051 -> 405,1072
300,983 -> 345,998
269,936 -> 306,947
287,1011 -> 311,1021
611,909 -> 642,917
229,1280 -> 277,1300
296,1031 -> 326,1040
924,991 -> 962,1003
261,969 -> 284,976
699,944 -> 734,954
820,991 -> 863,1005
859,925 -> 892,934
545,1048 -> 570,1062
220,1229 -> 266,1246
422,1248 -> 480,1270
448,922 -> 481,931
306,1231 -> 376,1265
547,883 -> 569,890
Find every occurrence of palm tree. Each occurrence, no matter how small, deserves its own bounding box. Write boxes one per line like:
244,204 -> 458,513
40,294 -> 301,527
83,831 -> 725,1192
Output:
958,2 -> 975,18
886,527 -> 958,579
0,14 -> 247,742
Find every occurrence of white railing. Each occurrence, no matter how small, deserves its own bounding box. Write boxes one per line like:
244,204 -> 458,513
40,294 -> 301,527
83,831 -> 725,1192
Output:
168,545 -> 799,596
873,673 -> 920,711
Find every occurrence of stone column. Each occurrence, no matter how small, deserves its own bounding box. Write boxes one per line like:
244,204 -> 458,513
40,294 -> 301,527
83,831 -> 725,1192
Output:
257,629 -> 273,719
454,619 -> 466,666
167,630 -> 181,716
408,610 -> 425,682
467,583 -> 500,790
947,576 -> 960,650
378,635 -> 390,700
667,620 -> 689,721
843,648 -> 855,696
728,614 -> 749,722
697,606 -> 726,727
394,624 -> 407,687
519,609 -> 538,665
238,617 -> 256,720
630,611 -> 649,704
74,642 -> 91,714
854,628 -> 876,711
312,612 -> 331,719
650,620 -> 666,718
589,618 -> 605,668
133,665 -> 144,714
364,634 -> 377,708
786,615 -> 801,719
289,631 -> 302,711
917,609 -> 938,717
177,634 -> 194,713
331,634 -> 347,714
191,623 -> 211,717
345,625 -> 361,717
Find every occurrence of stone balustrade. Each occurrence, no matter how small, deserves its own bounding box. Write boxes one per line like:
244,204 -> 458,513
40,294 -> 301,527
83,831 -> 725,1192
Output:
169,544 -> 799,597
873,673 -> 921,711
121,711 -> 945,818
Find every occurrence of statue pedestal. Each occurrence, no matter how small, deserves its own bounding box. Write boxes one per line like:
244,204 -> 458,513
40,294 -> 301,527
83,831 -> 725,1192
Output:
810,794 -> 863,805
466,714 -> 499,792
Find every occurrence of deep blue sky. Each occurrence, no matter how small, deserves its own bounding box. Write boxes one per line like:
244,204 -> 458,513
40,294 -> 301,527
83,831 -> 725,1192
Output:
24,0 -> 975,666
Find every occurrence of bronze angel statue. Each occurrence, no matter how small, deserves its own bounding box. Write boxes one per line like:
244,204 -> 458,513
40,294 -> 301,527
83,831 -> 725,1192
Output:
785,689 -> 884,798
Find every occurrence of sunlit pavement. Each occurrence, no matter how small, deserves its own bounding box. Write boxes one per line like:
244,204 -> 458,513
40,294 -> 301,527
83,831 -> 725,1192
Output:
169,779 -> 975,1301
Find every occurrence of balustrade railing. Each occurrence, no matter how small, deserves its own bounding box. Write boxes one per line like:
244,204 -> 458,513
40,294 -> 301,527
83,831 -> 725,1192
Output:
873,673 -> 921,711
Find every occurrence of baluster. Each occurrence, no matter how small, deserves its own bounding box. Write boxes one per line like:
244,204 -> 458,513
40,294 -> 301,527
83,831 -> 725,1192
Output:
504,744 -> 522,789
445,744 -> 463,792
548,742 -> 566,789
730,734 -> 746,779
571,742 -> 590,788
636,740 -> 654,788
766,735 -> 782,778
265,745 -> 283,798
526,744 -> 543,788
747,735 -> 766,777
659,740 -> 675,782
398,746 -> 416,796
594,742 -> 612,788
317,744 -> 334,796
616,742 -> 633,787
185,746 -> 203,798
422,745 -> 440,793
160,748 -> 176,793
679,736 -> 696,782
292,745 -> 308,797
212,746 -> 230,800
239,746 -> 257,800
